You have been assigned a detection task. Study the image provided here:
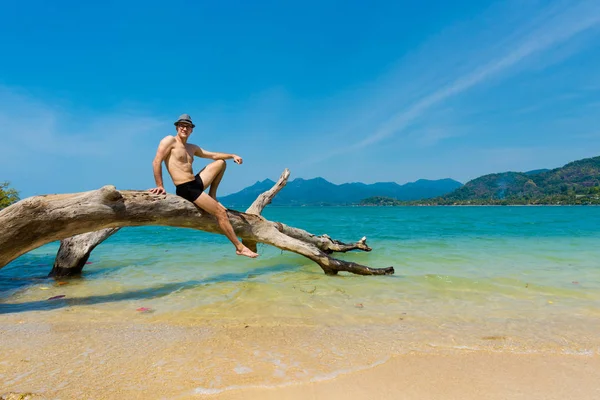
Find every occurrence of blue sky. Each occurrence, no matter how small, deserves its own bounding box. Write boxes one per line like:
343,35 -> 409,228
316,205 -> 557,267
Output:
1,0 -> 600,198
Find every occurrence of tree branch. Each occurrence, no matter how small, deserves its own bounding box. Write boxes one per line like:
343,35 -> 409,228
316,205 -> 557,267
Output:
245,168 -> 290,215
274,224 -> 372,254
0,186 -> 394,276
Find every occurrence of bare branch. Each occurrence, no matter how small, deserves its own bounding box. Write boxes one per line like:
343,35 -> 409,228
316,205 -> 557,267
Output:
245,168 -> 290,215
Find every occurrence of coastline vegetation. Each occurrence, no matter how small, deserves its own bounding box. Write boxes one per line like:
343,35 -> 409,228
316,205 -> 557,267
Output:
0,181 -> 19,209
360,155 -> 600,206
361,192 -> 600,206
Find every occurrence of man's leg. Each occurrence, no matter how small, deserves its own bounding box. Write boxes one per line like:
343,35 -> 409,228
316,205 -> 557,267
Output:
193,192 -> 258,258
199,160 -> 226,200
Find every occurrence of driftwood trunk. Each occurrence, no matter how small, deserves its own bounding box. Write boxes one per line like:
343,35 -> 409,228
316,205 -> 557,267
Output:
50,228 -> 120,277
0,173 -> 394,276
47,169 -> 380,277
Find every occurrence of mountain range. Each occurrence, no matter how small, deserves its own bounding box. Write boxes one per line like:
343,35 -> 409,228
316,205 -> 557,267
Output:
362,155 -> 600,205
222,156 -> 600,207
221,177 -> 462,207
436,156 -> 600,205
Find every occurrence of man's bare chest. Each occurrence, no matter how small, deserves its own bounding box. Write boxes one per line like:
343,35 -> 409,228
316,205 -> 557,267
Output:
170,145 -> 194,165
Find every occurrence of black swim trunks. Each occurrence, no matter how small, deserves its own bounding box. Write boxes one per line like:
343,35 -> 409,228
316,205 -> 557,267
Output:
175,174 -> 205,203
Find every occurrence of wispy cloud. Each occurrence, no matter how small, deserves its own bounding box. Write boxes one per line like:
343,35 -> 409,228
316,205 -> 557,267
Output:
0,86 -> 166,162
301,0 -> 600,166
412,127 -> 464,148
0,86 -> 170,196
363,1 -> 599,144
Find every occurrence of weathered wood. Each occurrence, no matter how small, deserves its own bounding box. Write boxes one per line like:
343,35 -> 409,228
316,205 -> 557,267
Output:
275,226 -> 371,254
50,168 -> 373,277
242,168 -> 290,252
49,228 -> 120,277
0,186 -> 394,275
246,168 -> 291,215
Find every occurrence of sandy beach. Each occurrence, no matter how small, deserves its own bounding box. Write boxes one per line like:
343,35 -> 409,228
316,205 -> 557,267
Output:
1,316 -> 599,400
217,353 -> 600,400
3,0 -> 600,394
2,208 -> 599,399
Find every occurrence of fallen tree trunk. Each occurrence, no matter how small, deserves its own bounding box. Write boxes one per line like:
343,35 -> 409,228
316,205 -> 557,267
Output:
0,185 -> 393,276
48,169 -> 375,277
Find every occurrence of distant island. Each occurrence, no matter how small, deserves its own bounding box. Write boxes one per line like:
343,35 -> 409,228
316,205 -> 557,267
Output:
221,155 -> 600,207
221,177 -> 462,207
361,156 -> 600,206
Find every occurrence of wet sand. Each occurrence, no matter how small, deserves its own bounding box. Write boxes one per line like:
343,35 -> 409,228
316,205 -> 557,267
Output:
217,353 -> 600,400
1,316 -> 599,399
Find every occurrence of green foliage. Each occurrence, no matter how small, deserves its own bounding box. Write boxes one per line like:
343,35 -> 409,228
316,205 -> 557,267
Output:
0,181 -> 20,209
360,196 -> 404,206
418,156 -> 600,206
360,155 -> 600,206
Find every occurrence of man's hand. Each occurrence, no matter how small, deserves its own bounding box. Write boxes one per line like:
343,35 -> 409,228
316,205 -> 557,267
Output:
233,155 -> 243,165
148,186 -> 166,195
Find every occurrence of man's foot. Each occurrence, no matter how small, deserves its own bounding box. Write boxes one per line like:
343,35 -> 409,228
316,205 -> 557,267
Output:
236,246 -> 259,258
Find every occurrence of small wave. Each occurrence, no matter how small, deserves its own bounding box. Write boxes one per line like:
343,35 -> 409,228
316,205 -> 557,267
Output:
191,356 -> 390,396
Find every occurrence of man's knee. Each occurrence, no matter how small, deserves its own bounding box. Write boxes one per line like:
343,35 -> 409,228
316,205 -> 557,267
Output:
214,159 -> 226,170
214,206 -> 228,220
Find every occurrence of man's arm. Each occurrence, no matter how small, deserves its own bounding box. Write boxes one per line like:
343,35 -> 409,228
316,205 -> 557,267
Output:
149,137 -> 175,194
193,146 -> 243,164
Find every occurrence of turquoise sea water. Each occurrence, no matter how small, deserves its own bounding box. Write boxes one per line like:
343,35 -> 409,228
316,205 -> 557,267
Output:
2,206 -> 600,395
2,206 -> 600,349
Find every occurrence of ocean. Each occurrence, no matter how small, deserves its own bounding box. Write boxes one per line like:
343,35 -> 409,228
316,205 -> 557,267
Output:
1,206 -> 599,395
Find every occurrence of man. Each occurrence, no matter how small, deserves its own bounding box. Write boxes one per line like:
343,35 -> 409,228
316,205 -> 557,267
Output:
149,114 -> 259,258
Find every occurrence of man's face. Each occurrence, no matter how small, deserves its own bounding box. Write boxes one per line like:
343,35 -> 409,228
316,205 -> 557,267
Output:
176,123 -> 194,138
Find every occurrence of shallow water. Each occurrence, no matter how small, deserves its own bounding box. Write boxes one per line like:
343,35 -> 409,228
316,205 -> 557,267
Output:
1,206 -> 599,395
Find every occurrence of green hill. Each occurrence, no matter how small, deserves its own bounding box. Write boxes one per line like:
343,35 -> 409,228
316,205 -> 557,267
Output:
427,156 -> 600,205
360,156 -> 600,206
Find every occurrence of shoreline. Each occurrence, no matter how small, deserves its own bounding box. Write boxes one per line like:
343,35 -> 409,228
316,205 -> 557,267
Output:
214,352 -> 600,400
2,206 -> 599,399
3,350 -> 598,399
1,317 -> 599,399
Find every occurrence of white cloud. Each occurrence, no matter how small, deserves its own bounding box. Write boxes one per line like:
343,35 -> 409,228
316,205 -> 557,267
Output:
363,1 -> 600,145
0,86 -> 166,162
413,128 -> 464,148
297,0 -> 600,167
0,86 -> 171,196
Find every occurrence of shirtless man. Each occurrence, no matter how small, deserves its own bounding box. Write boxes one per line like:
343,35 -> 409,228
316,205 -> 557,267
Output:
149,114 -> 259,258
